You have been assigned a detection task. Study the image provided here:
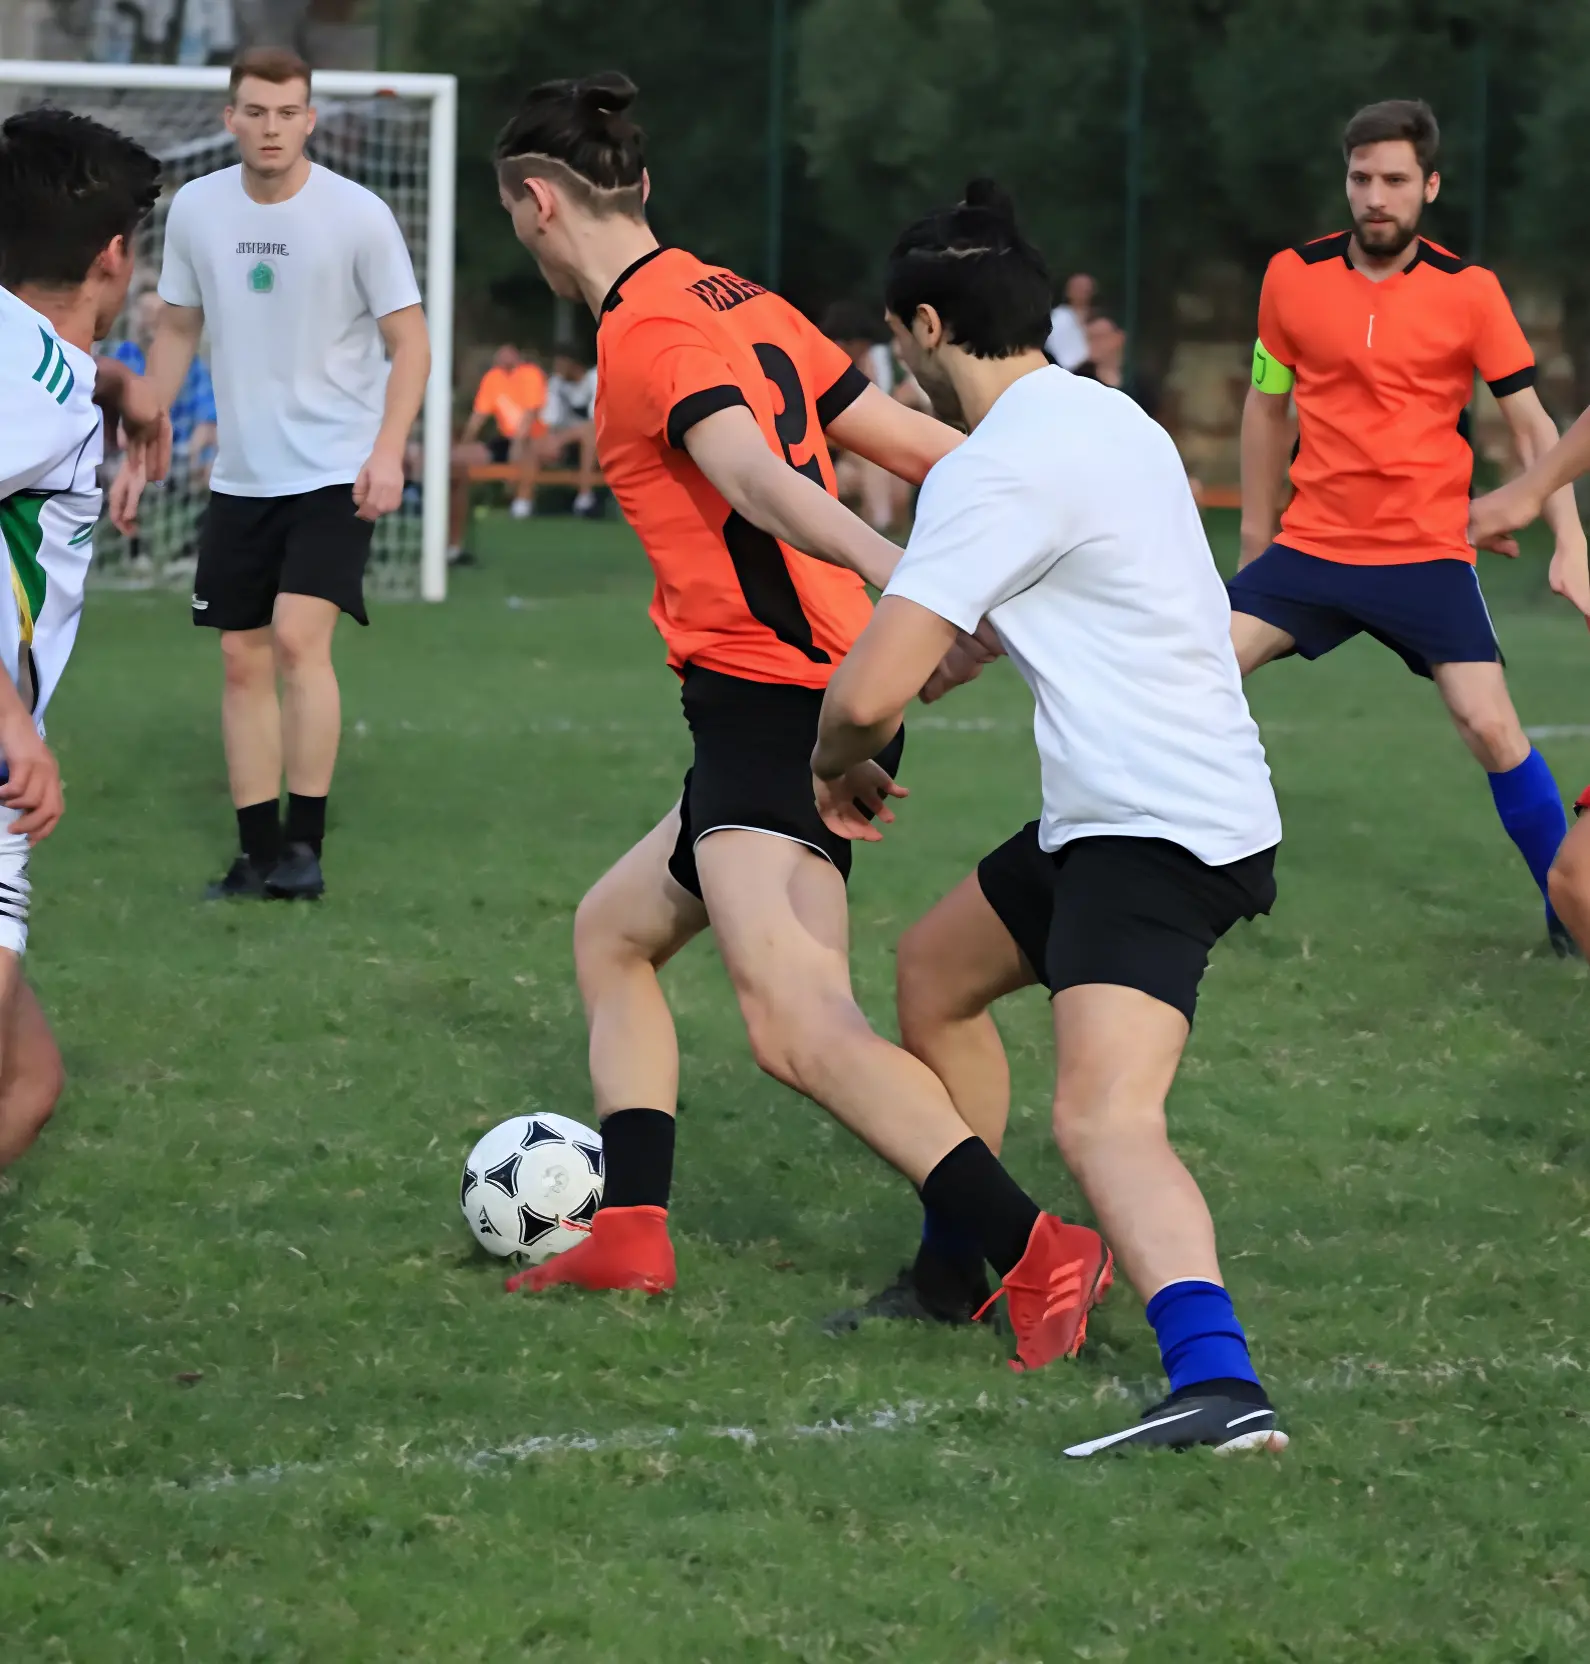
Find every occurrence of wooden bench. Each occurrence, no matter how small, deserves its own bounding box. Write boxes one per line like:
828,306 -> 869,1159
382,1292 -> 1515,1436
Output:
465,463 -> 601,488
464,462 -> 1240,506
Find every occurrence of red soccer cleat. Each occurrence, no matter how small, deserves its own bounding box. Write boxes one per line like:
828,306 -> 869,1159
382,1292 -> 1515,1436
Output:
975,1213 -> 1114,1371
503,1204 -> 676,1295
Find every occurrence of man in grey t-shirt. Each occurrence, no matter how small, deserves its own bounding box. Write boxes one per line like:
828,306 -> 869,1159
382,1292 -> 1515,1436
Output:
122,46 -> 430,901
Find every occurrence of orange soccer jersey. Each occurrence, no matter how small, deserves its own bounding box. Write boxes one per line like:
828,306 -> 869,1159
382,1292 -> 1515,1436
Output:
474,361 -> 548,441
595,246 -> 873,687
1256,233 -> 1536,566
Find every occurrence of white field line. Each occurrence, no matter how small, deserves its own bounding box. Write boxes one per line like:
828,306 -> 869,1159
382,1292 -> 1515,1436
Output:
0,1351 -> 1581,1510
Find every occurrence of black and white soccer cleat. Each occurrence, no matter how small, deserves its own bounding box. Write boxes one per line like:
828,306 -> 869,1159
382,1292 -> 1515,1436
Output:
1063,1386 -> 1289,1458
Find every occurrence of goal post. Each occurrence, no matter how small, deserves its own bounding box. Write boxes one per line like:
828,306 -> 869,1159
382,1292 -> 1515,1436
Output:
0,61 -> 457,602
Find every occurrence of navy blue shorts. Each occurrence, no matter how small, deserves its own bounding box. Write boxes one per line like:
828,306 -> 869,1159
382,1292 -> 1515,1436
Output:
1226,542 -> 1501,679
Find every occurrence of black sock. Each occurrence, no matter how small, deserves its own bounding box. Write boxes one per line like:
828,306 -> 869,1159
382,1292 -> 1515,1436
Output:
285,793 -> 327,858
911,1236 -> 990,1314
597,1108 -> 676,1210
236,799 -> 281,869
918,1136 -> 1041,1278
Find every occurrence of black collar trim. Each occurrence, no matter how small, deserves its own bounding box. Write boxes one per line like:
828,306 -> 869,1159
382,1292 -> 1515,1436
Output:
600,246 -> 669,318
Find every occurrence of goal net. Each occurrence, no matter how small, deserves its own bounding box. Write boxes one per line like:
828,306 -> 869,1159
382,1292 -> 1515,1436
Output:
0,62 -> 456,601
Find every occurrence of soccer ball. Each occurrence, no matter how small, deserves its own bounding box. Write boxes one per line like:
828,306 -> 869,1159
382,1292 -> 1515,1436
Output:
460,1113 -> 604,1263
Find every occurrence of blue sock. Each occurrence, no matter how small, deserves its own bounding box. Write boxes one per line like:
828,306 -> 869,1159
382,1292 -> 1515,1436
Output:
1145,1279 -> 1261,1394
1488,748 -> 1568,919
919,1202 -> 984,1272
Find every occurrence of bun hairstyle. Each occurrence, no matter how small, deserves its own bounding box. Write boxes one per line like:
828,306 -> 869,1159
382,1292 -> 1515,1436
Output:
494,71 -> 647,218
884,176 -> 1053,359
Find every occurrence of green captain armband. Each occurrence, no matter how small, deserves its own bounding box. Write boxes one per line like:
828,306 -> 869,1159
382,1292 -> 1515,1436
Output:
1251,338 -> 1295,395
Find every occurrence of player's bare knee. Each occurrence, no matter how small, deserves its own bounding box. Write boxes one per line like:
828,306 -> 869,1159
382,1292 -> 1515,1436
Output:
1052,1081 -> 1163,1162
272,624 -> 330,678
219,633 -> 272,690
1457,708 -> 1527,772
894,925 -> 945,1036
742,991 -> 861,1096
572,884 -> 629,974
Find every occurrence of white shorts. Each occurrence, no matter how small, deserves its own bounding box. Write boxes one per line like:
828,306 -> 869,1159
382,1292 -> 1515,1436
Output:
0,807 -> 31,955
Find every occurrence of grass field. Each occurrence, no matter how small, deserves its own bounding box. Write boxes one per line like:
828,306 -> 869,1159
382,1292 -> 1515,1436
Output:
2,508 -> 1587,1662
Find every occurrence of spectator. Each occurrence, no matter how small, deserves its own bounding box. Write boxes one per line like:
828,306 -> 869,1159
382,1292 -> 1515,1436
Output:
819,299 -> 912,532
523,349 -> 601,517
1072,314 -> 1159,419
114,288 -> 218,485
450,344 -> 547,558
1045,271 -> 1095,370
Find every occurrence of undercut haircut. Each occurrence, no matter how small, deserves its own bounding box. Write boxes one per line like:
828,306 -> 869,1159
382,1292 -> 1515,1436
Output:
884,178 -> 1052,360
229,46 -> 313,102
1343,99 -> 1439,176
0,107 -> 160,289
494,72 -> 646,220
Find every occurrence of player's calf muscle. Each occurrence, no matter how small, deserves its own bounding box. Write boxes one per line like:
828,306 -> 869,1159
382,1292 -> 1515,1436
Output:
0,974 -> 64,1169
1548,820 -> 1590,950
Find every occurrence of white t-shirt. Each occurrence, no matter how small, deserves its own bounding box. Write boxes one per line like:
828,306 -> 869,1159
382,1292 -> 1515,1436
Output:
543,366 -> 597,429
885,367 -> 1281,866
1045,305 -> 1089,370
0,285 -> 102,733
157,163 -> 422,497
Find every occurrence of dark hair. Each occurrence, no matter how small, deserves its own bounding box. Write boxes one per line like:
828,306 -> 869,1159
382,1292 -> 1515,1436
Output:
1343,99 -> 1439,176
0,108 -> 160,289
884,178 -> 1052,359
229,45 -> 313,101
494,72 -> 646,219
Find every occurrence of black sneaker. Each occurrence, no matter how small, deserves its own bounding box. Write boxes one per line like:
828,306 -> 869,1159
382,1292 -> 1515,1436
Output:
265,841 -> 324,900
204,855 -> 269,900
1548,915 -> 1581,960
1063,1384 -> 1288,1458
821,1257 -> 994,1335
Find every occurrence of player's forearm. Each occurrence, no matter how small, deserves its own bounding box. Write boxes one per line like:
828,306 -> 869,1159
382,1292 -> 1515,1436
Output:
1239,391 -> 1291,565
92,357 -> 135,425
1518,407 -> 1590,531
144,318 -> 202,410
720,451 -> 901,588
825,386 -> 962,486
375,331 -> 430,456
813,686 -> 902,779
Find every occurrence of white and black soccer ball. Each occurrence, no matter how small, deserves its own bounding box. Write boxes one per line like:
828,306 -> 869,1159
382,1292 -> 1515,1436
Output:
460,1113 -> 604,1263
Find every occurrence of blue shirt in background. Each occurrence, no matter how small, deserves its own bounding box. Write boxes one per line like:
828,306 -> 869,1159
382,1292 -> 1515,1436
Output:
111,341 -> 217,454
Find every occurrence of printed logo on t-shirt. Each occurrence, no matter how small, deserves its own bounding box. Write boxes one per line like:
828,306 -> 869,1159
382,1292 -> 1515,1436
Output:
247,260 -> 276,295
686,272 -> 767,314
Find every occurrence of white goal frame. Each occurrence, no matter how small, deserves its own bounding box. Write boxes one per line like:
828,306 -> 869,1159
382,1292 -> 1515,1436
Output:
0,60 -> 457,602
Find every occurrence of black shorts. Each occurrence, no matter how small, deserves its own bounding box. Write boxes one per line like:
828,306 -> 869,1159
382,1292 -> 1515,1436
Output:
976,824 -> 1277,1025
1226,542 -> 1500,678
666,665 -> 906,901
486,435 -> 512,465
193,486 -> 375,632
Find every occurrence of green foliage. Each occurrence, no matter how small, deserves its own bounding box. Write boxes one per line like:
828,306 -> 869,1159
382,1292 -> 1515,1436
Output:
3,515 -> 1589,1657
408,0 -> 1590,378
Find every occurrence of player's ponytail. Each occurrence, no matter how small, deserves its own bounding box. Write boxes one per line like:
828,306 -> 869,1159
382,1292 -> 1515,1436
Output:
494,71 -> 647,218
574,72 -> 637,124
884,177 -> 1052,359
961,177 -> 1016,228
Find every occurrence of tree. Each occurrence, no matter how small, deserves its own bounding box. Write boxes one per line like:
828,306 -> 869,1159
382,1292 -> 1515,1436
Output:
410,0 -> 860,346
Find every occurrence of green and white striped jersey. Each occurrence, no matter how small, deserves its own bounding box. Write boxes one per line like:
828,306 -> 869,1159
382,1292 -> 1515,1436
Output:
0,284 -> 102,732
